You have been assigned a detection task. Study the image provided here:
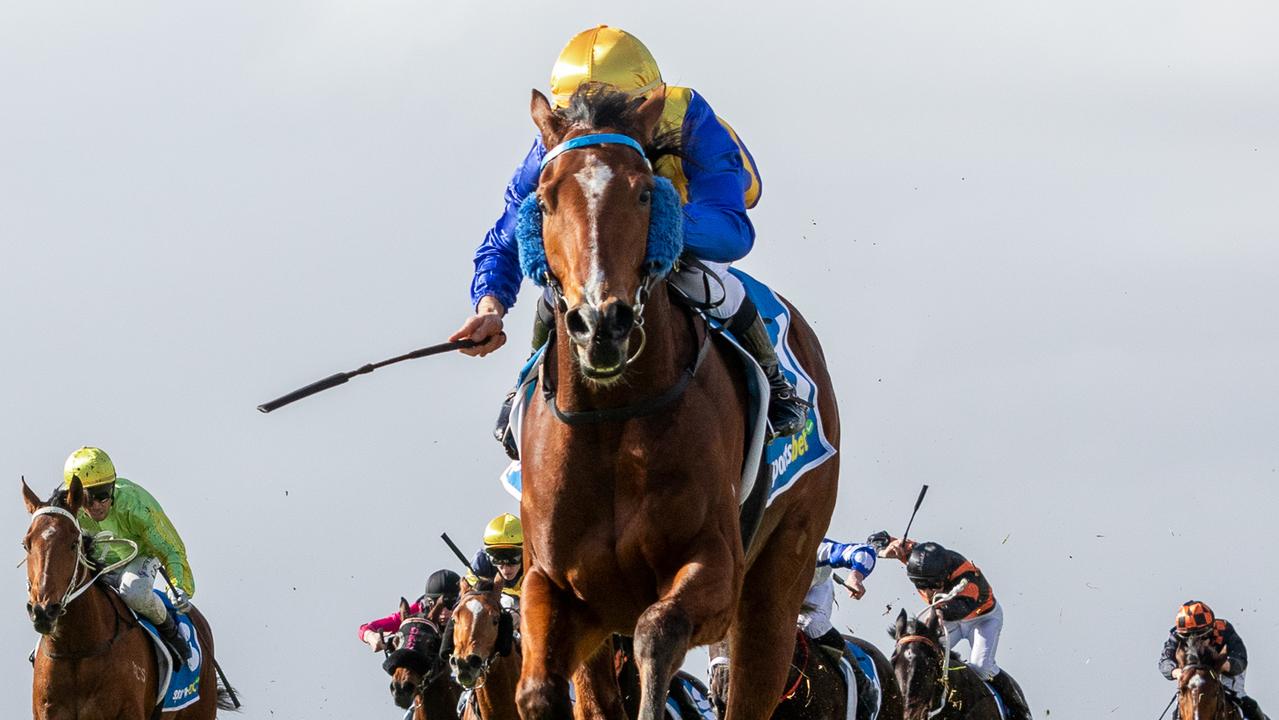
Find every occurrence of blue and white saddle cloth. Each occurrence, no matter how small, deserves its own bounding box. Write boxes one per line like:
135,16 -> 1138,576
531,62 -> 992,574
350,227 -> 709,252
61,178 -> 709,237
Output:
666,671 -> 718,720
837,639 -> 883,720
499,269 -> 836,508
134,590 -> 204,712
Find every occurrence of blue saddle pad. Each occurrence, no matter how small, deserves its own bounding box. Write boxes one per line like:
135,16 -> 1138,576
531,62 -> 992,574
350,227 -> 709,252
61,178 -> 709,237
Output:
499,270 -> 836,507
982,679 -> 1010,720
667,672 -> 717,720
135,590 -> 204,712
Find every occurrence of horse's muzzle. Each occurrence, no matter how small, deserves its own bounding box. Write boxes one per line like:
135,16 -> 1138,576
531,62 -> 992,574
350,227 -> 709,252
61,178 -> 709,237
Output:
451,653 -> 485,688
28,601 -> 62,634
565,299 -> 636,379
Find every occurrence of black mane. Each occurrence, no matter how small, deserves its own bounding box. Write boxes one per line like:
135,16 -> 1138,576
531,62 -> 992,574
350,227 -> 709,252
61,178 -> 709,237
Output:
556,82 -> 682,163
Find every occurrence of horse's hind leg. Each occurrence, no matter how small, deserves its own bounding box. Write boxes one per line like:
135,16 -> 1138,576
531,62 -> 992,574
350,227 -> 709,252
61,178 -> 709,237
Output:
572,638 -> 627,720
633,557 -> 736,720
724,527 -> 816,720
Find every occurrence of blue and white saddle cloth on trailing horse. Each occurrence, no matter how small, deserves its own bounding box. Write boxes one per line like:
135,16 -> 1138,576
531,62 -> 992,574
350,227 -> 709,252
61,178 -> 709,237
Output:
838,639 -> 883,720
499,268 -> 836,510
133,590 -> 204,712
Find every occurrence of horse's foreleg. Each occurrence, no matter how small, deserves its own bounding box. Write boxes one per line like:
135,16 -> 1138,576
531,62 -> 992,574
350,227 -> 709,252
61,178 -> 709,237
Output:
518,568 -> 609,720
634,559 -> 735,720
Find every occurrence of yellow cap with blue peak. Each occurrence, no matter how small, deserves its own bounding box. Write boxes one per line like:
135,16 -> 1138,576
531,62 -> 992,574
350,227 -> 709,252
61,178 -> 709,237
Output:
550,25 -> 663,108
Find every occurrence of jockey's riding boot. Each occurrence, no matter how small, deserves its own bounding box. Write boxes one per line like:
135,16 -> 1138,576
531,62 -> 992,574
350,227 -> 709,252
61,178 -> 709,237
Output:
492,299 -> 555,460
814,627 -> 846,654
1239,697 -> 1269,720
157,608 -> 191,665
987,671 -> 1032,720
735,303 -> 810,439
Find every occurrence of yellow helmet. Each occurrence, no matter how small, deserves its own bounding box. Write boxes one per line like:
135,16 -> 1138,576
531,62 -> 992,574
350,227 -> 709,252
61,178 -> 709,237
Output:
550,25 -> 663,108
483,513 -> 524,549
63,446 -> 117,489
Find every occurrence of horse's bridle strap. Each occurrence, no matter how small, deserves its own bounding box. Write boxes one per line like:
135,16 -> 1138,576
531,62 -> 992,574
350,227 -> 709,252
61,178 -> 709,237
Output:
540,133 -> 648,170
896,634 -> 941,651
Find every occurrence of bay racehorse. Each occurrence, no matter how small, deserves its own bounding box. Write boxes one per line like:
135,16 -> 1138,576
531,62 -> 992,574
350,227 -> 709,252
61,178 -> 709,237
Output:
450,582 -> 521,720
708,632 -> 903,720
1176,635 -> 1244,720
383,597 -> 461,720
889,610 -> 1003,720
514,83 -> 840,720
22,477 -> 236,720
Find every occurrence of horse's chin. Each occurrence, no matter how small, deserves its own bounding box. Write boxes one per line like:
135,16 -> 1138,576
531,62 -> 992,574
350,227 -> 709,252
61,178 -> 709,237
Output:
32,620 -> 54,635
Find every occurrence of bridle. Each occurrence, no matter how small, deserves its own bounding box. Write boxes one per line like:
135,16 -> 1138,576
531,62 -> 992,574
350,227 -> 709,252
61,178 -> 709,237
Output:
449,593 -> 511,691
535,131 -> 710,426
26,506 -> 138,612
894,629 -> 955,719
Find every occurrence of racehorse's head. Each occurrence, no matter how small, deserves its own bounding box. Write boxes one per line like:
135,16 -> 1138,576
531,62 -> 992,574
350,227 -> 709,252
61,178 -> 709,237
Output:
449,582 -> 515,688
383,597 -> 446,709
21,477 -> 86,635
1177,634 -> 1231,720
524,83 -> 682,382
890,609 -> 946,720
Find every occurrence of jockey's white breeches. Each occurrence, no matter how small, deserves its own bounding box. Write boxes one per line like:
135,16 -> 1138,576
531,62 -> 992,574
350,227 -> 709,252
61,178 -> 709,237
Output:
943,601 -> 1003,681
104,555 -> 167,626
797,571 -> 836,638
667,260 -> 746,320
1221,669 -> 1246,696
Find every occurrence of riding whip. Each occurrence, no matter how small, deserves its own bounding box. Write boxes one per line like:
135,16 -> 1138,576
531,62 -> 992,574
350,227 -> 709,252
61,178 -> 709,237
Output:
1156,693 -> 1176,720
156,567 -> 242,709
902,484 -> 929,540
440,533 -> 476,574
256,339 -> 479,413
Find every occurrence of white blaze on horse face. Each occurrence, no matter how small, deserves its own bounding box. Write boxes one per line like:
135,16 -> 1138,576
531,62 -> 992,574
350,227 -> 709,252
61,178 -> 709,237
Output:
465,598 -> 485,619
573,155 -> 615,306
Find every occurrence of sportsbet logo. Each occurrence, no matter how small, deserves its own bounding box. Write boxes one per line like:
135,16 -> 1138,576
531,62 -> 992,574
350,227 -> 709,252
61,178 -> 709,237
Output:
769,418 -> 816,481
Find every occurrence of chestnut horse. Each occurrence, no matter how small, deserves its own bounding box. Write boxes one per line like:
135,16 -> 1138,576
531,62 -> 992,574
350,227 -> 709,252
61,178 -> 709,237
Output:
22,478 -> 235,720
708,633 -> 903,720
450,583 -> 521,720
515,84 -> 840,720
889,610 -> 1003,720
384,598 -> 461,720
1175,636 -> 1243,720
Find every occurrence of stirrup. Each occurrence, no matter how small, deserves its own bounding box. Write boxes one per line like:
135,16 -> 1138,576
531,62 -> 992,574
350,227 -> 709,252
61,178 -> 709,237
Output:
493,390 -> 519,460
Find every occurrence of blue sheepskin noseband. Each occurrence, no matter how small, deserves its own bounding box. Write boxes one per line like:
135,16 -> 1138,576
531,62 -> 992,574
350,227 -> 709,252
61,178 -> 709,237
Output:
516,144 -> 684,287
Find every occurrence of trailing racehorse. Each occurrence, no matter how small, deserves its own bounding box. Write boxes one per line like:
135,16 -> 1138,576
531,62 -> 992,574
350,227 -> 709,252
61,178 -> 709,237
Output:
1176,634 -> 1245,720
383,598 -> 461,720
615,635 -> 717,720
889,610 -> 1004,720
708,632 -> 903,720
449,582 -> 520,720
514,84 -> 840,720
22,478 -> 236,720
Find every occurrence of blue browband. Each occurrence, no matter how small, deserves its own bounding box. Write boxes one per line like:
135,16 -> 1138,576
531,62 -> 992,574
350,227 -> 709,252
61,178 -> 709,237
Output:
540,133 -> 650,169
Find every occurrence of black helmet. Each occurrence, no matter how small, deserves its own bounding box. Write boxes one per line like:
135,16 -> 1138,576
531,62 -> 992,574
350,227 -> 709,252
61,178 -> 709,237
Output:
905,542 -> 949,588
424,569 -> 461,605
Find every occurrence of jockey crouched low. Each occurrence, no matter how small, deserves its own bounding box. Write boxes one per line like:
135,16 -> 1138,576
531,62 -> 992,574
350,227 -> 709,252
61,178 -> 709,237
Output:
449,25 -> 809,455
441,513 -> 525,663
358,569 -> 461,652
873,532 -> 1032,720
65,447 -> 194,664
802,538 -> 880,719
1160,600 -> 1267,720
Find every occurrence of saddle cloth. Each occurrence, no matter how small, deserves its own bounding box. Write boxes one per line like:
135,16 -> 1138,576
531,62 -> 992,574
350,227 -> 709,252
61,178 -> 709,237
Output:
666,671 -> 717,720
837,639 -> 882,720
499,269 -> 836,508
134,590 -> 204,712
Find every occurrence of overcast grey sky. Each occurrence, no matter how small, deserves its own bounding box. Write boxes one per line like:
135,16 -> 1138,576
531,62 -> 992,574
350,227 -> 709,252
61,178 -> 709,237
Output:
3,2 -> 1277,718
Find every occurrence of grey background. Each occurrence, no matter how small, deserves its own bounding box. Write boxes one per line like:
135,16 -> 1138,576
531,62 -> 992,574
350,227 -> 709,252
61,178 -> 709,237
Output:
3,2 -> 1276,718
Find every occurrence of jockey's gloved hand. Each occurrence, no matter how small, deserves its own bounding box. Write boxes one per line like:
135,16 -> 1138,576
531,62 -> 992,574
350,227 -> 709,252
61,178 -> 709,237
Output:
362,630 -> 385,652
170,588 -> 192,613
866,530 -> 892,552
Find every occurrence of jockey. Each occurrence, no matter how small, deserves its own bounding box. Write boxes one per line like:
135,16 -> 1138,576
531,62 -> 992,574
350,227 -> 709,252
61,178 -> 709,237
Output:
64,447 -> 193,663
450,25 -> 810,453
800,538 -> 878,651
359,568 -> 461,652
1159,600 -> 1266,720
463,513 -> 524,614
873,532 -> 1031,720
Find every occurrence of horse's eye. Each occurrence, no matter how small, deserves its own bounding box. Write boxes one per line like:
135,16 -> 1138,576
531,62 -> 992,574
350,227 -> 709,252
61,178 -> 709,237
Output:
538,198 -> 549,214
639,189 -> 652,205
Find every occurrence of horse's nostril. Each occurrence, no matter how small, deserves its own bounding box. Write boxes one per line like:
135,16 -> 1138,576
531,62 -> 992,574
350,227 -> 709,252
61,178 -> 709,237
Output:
565,306 -> 594,340
467,655 -> 483,669
608,303 -> 635,338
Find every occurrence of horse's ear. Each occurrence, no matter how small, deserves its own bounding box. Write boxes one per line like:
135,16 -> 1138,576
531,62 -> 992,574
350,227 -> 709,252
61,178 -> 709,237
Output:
65,477 -> 84,515
530,89 -> 565,150
399,596 -> 412,619
633,87 -> 667,144
21,476 -> 44,514
493,574 -> 507,594
923,609 -> 941,632
890,608 -> 907,638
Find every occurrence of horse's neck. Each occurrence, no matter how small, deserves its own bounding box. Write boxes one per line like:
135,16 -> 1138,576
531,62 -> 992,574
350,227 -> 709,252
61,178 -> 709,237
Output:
419,673 -> 461,720
45,582 -> 119,656
552,289 -> 691,411
476,652 -> 521,720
